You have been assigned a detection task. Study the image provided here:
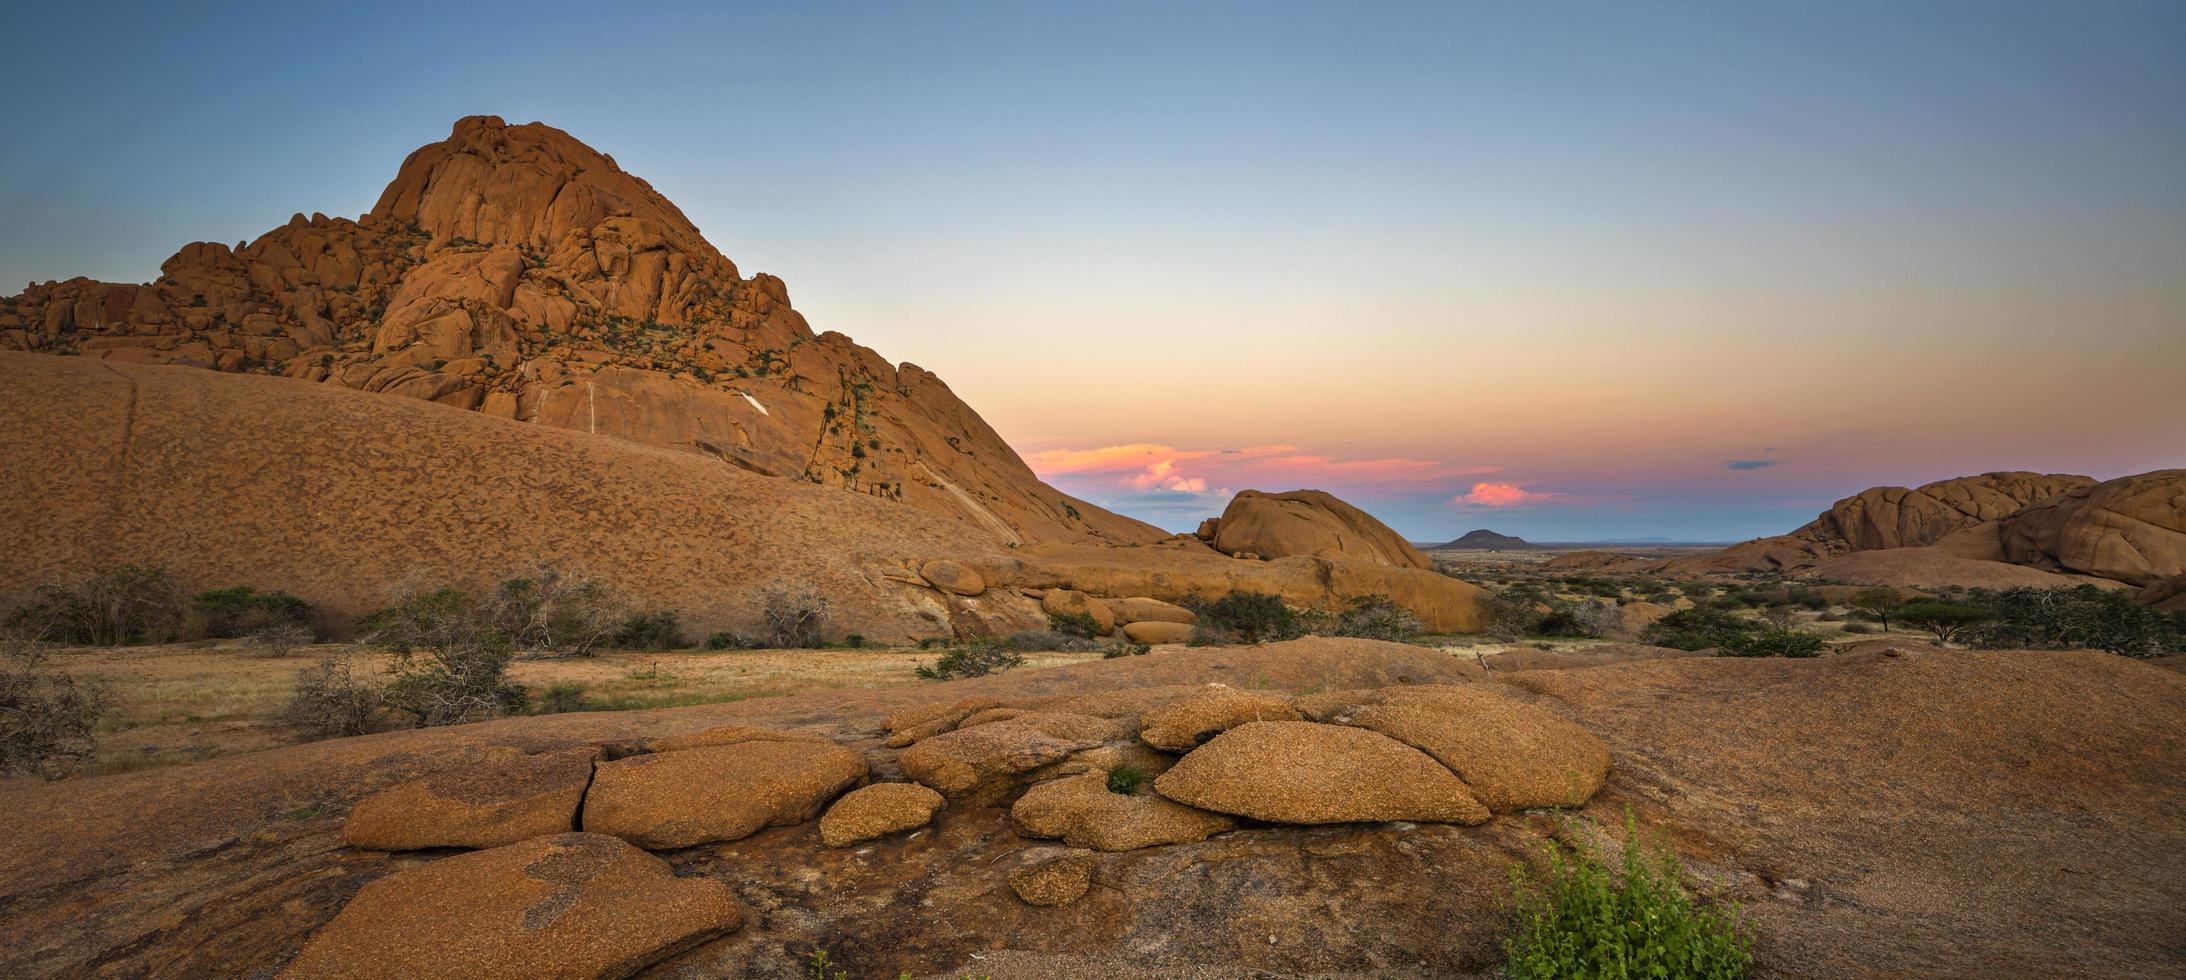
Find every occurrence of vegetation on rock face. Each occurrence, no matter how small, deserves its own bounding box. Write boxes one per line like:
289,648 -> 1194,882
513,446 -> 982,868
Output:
1330,595 -> 1425,642
1047,611 -> 1104,640
1106,763 -> 1148,795
0,635 -> 110,777
1505,818 -> 1752,980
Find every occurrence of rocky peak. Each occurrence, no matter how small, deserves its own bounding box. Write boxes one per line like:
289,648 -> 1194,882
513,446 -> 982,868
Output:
0,117 -> 1160,546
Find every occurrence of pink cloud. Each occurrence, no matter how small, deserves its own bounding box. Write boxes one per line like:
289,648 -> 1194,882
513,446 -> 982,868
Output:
1451,482 -> 1566,508
1026,441 -> 1504,502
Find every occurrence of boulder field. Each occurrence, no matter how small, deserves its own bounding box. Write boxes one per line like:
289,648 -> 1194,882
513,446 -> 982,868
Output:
1,639 -> 2179,978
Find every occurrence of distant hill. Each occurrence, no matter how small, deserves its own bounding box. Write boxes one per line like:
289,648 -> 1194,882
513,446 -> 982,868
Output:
1433,529 -> 1542,551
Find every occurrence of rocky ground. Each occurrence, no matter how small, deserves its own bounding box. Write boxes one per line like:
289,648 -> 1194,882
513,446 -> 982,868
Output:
2,637 -> 2179,978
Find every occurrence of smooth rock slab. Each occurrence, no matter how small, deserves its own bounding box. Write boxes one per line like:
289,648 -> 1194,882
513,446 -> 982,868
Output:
281,833 -> 741,979
582,740 -> 867,849
1012,771 -> 1235,851
1121,620 -> 1195,644
1154,721 -> 1489,825
819,782 -> 946,847
343,747 -> 597,851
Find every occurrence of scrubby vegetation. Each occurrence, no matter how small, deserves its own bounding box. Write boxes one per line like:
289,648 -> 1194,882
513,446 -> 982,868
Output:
1106,763 -> 1147,794
187,586 -> 315,640
1643,607 -> 1820,657
1047,611 -> 1104,639
1505,818 -> 1753,979
361,585 -> 529,726
1964,585 -> 2183,657
915,639 -> 1026,680
1329,595 -> 1425,642
761,582 -> 833,648
0,635 -> 110,777
281,650 -> 383,739
5,564 -> 184,646
1186,591 -> 1305,645
613,610 -> 686,651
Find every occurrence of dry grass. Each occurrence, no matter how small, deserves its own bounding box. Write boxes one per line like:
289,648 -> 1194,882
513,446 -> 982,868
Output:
46,641 -> 1104,776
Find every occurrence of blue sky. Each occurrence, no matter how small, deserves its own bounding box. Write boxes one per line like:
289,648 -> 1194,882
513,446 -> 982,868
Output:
4,1 -> 2182,540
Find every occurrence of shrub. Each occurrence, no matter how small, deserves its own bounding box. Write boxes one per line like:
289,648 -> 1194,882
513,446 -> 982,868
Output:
282,651 -> 383,739
1480,587 -> 1543,642
1848,587 -> 1907,632
614,610 -> 685,651
1642,607 -> 1757,651
361,585 -> 527,727
482,568 -> 620,657
843,633 -> 867,649
1106,763 -> 1147,795
0,636 -> 110,777
1567,599 -> 1621,639
1047,611 -> 1103,639
999,630 -> 1096,653
1504,818 -> 1752,979
1189,591 -> 1303,644
1720,628 -> 1824,658
761,582 -> 832,648
5,564 -> 184,646
1841,622 -> 1878,635
1332,595 -> 1424,642
1967,585 -> 2183,657
1102,641 -> 1152,659
915,640 -> 1025,680
535,681 -> 590,714
242,622 -> 315,658
190,586 -> 315,639
706,630 -> 756,650
1896,601 -> 1996,645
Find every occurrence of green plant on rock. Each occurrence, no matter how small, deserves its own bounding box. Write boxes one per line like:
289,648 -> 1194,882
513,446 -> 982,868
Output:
1046,611 -> 1103,639
1106,763 -> 1147,795
1504,816 -> 1753,979
915,639 -> 1026,680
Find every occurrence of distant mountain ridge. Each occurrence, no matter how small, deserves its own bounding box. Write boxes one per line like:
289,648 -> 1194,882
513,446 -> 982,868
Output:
1431,529 -> 1542,551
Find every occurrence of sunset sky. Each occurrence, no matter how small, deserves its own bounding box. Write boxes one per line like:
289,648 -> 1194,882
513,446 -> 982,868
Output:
4,2 -> 2181,540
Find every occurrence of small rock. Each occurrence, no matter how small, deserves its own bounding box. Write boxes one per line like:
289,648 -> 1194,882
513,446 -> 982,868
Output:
1153,721 -> 1490,825
1012,771 -> 1235,851
342,747 -> 597,851
582,741 -> 867,849
819,783 -> 946,848
1138,684 -> 1301,751
1121,620 -> 1194,644
1009,849 -> 1099,907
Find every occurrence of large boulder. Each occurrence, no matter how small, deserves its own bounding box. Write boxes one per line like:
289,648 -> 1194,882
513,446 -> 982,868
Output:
1211,490 -> 1432,569
818,783 -> 946,848
883,697 -> 1003,747
897,720 -> 1102,805
1011,771 -> 1236,851
1814,472 -> 2095,552
1107,597 -> 1197,625
343,747 -> 597,851
1326,686 -> 1611,811
581,741 -> 867,849
1040,589 -> 1116,635
1153,721 -> 1490,825
280,833 -> 741,979
919,559 -> 986,596
2002,470 -> 2186,587
1137,684 -> 1301,751
1121,620 -> 1195,644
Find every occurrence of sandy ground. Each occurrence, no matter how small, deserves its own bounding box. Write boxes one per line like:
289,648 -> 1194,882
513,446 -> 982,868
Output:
51,642 -> 1109,776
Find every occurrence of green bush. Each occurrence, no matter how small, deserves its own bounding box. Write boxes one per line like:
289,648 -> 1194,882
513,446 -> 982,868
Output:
915,640 -> 1025,680
1967,585 -> 2182,657
1332,595 -> 1424,642
1187,591 -> 1303,644
1642,607 -> 1757,651
999,630 -> 1096,653
1896,601 -> 1996,645
1102,641 -> 1152,659
1505,818 -> 1752,979
535,681 -> 589,714
1047,611 -> 1103,639
360,586 -> 527,727
706,630 -> 756,650
614,610 -> 685,651
6,564 -> 184,646
190,586 -> 315,639
1720,628 -> 1824,658
1106,763 -> 1147,794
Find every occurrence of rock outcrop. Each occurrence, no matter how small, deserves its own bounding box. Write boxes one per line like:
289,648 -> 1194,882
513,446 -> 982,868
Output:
1011,772 -> 1236,851
0,116 -> 1159,549
1207,490 -> 1433,568
1323,687 -> 1610,811
279,833 -> 741,979
2001,470 -> 2186,588
1135,685 -> 1300,752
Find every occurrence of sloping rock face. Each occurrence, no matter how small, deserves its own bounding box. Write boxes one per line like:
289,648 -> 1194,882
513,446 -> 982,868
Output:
0,351 -> 1037,642
0,643 -> 2181,978
1811,472 -> 2094,552
2001,470 -> 2186,588
279,833 -> 741,979
1208,490 -> 1433,568
0,116 -> 1157,548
